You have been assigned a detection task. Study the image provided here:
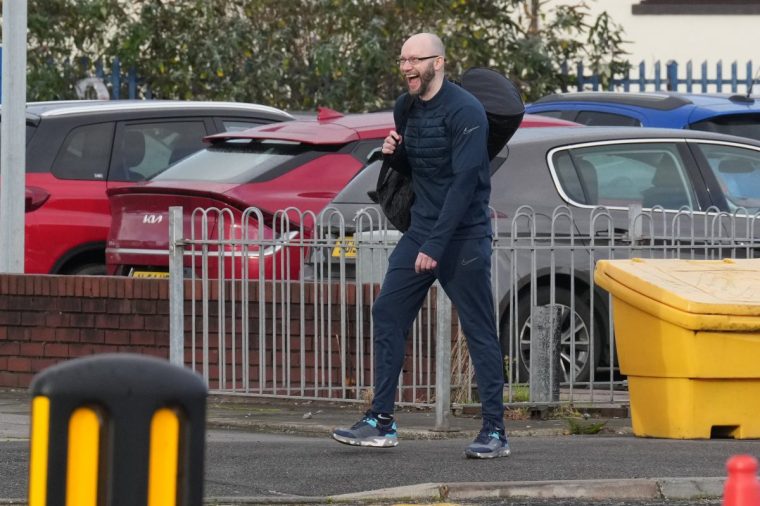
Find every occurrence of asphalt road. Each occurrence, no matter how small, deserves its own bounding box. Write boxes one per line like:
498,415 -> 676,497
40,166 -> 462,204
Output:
203,431 -> 753,497
456,501 -> 720,506
2,429 -> 758,503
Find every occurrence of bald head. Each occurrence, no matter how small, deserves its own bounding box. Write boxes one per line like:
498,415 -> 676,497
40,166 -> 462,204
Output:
402,33 -> 445,60
399,33 -> 446,100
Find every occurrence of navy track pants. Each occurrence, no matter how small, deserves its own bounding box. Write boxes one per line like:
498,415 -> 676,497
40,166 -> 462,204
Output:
370,234 -> 505,427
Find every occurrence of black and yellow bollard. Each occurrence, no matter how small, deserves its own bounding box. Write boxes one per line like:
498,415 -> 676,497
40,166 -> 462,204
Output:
28,353 -> 207,506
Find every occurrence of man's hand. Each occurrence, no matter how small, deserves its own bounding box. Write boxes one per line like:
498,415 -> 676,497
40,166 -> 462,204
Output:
415,252 -> 437,273
382,130 -> 401,155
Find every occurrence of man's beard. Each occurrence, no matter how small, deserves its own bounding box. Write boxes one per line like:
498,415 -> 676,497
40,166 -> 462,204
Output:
409,62 -> 435,96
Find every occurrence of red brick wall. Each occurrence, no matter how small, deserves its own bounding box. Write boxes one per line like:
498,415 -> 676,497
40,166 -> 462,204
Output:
0,275 -> 449,396
0,275 -> 171,387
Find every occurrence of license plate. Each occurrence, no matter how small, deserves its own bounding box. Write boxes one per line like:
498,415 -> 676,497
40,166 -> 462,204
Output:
331,236 -> 357,258
130,270 -> 170,279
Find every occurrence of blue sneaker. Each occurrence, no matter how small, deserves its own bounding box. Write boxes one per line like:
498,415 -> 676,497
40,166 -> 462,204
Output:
332,411 -> 398,448
465,424 -> 511,459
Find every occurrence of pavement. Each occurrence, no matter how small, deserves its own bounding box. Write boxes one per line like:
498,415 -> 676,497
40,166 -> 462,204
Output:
1,388 -> 758,505
205,391 -> 633,439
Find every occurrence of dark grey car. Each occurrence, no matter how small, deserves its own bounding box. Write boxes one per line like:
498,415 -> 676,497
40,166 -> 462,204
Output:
322,126 -> 760,382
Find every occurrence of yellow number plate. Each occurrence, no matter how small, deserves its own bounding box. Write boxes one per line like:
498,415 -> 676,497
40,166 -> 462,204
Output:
331,237 -> 357,258
130,271 -> 170,279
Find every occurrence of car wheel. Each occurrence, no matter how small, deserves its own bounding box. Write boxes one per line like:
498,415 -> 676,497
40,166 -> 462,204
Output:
66,263 -> 107,276
511,286 -> 602,384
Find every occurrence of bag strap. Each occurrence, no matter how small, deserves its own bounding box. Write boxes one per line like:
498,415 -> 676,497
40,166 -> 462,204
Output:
396,92 -> 415,136
378,93 -> 415,183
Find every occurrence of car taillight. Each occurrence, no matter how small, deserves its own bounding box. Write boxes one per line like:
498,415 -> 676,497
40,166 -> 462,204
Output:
222,219 -> 300,258
209,214 -> 309,280
244,227 -> 300,258
25,186 -> 50,212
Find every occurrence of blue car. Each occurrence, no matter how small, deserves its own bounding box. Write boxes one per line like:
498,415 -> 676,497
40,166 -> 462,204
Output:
526,91 -> 760,141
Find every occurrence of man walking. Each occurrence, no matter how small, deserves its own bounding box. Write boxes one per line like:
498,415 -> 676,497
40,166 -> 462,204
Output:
332,32 -> 509,459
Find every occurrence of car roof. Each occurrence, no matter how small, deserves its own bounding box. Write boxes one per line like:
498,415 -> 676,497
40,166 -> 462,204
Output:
206,109 -> 394,145
203,110 -> 582,146
17,100 -> 294,121
532,91 -> 760,112
507,124 -> 760,147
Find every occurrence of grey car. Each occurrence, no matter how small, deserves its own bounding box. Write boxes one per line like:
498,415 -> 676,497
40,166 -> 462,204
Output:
322,126 -> 760,382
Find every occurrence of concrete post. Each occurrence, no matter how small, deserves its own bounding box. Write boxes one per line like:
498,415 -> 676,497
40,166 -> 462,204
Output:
0,2 -> 28,273
169,207 -> 184,367
529,304 -> 562,404
434,283 -> 452,431
628,203 -> 643,243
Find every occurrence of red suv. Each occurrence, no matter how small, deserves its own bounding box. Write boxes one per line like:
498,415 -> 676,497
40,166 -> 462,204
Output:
106,111 -> 579,279
106,108 -> 390,278
17,100 -> 292,274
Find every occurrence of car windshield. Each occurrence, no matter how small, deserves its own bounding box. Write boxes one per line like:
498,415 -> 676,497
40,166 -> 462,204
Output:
689,114 -> 760,142
152,140 -> 338,183
696,142 -> 760,212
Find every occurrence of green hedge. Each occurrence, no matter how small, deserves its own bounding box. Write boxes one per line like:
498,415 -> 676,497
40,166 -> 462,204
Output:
20,0 -> 629,110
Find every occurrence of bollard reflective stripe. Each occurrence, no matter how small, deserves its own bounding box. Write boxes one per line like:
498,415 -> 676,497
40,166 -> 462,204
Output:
148,408 -> 180,506
29,396 -> 50,506
28,354 -> 207,506
65,407 -> 101,506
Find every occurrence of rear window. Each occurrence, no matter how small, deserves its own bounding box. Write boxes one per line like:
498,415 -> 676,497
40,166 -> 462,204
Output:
689,114 -> 760,142
575,111 -> 641,127
531,110 -> 565,119
152,140 -> 340,183
110,121 -> 208,182
52,122 -> 114,180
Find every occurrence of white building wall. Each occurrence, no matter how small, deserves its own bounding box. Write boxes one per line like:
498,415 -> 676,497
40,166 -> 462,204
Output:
549,0 -> 760,66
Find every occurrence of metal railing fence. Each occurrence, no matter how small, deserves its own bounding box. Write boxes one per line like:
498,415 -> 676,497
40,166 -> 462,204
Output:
70,58 -> 760,100
74,57 -> 148,100
570,59 -> 760,93
168,204 -> 760,414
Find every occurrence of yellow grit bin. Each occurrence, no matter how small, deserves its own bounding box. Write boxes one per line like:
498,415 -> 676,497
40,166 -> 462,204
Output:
594,257 -> 760,439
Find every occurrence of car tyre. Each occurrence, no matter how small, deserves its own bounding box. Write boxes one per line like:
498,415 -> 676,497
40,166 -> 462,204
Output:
66,263 -> 107,276
508,286 -> 602,384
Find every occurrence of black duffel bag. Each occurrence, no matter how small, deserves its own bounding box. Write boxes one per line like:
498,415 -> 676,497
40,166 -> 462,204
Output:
368,94 -> 415,232
368,156 -> 414,232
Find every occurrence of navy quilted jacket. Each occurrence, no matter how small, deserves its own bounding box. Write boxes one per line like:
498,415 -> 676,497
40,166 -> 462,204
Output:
393,79 -> 491,261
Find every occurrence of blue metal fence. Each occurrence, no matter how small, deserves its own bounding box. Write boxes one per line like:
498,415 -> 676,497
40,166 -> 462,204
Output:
84,57 -> 150,100
84,58 -> 757,100
572,60 -> 758,94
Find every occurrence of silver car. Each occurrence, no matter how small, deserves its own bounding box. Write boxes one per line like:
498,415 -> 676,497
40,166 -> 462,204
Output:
321,126 -> 760,383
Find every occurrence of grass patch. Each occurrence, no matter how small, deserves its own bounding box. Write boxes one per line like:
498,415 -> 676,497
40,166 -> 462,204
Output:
549,405 -> 608,434
565,417 -> 608,434
551,404 -> 582,419
505,384 -> 530,403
